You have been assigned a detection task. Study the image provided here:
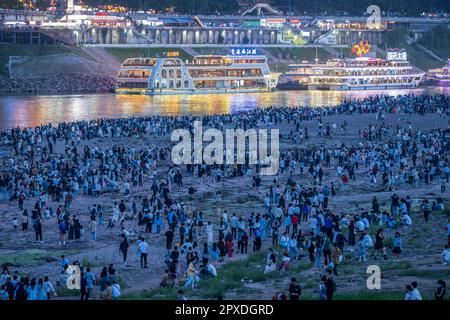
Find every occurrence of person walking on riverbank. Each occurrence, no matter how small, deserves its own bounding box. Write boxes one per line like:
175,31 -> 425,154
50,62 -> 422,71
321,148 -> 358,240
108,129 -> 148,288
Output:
90,219 -> 97,247
226,237 -> 234,261
43,276 -> 56,300
138,237 -> 149,268
33,219 -> 42,242
119,236 -> 129,264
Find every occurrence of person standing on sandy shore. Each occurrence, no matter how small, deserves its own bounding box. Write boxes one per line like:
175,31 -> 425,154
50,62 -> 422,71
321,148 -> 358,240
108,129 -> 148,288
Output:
119,236 -> 129,264
138,237 -> 149,268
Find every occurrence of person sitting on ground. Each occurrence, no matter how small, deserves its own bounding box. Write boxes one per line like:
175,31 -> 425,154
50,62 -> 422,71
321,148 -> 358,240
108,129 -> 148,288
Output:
101,282 -> 112,300
410,281 -> 422,300
401,212 -> 412,226
160,269 -> 176,288
404,285 -> 413,300
198,258 -> 217,280
278,253 -> 290,271
111,280 -> 121,299
442,245 -> 450,265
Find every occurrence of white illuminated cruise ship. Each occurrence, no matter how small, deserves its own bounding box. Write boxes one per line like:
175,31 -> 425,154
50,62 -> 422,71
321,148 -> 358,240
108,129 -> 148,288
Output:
115,49 -> 278,95
426,59 -> 450,85
284,47 -> 425,91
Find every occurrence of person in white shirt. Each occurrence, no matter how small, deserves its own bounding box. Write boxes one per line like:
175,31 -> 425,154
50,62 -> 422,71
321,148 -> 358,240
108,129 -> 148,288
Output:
442,245 -> 450,264
207,264 -> 217,277
355,219 -> 365,233
362,216 -> 370,230
137,237 -> 149,268
280,233 -> 290,250
289,236 -> 298,259
230,214 -> 238,239
310,216 -> 318,235
206,222 -> 213,244
43,276 -> 57,300
264,195 -> 271,214
363,233 -> 373,249
221,211 -> 228,225
410,282 -> 422,300
339,216 -> 349,230
274,207 -> 283,222
111,281 -> 121,299
112,203 -> 119,223
402,213 -> 412,226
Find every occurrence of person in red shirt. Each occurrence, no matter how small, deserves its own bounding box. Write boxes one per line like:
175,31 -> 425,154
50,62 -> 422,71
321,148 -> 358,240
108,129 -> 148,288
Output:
291,214 -> 299,234
226,239 -> 234,261
240,232 -> 248,254
341,174 -> 349,190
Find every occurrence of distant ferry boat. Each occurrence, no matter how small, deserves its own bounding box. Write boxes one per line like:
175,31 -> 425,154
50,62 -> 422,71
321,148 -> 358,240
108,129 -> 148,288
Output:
115,54 -> 278,95
282,56 -> 424,91
426,59 -> 450,85
281,44 -> 425,91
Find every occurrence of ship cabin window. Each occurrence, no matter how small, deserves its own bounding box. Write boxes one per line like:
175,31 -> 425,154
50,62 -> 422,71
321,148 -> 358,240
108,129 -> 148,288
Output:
163,59 -> 181,67
192,56 -> 232,66
123,58 -> 156,67
118,70 -> 151,79
118,82 -> 147,88
233,58 -> 266,64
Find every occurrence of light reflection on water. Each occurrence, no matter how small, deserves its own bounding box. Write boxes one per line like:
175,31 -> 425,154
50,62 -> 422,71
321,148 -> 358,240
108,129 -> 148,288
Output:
0,87 -> 448,130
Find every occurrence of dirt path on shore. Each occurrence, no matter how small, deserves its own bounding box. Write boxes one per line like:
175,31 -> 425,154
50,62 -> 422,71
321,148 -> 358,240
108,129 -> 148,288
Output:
81,47 -> 122,75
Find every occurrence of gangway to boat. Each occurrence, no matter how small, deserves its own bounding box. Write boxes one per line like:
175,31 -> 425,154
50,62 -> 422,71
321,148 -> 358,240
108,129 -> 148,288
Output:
193,16 -> 204,28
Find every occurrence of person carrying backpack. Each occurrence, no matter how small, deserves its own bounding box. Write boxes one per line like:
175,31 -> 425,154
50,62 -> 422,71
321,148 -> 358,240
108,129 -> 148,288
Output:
111,281 -> 122,299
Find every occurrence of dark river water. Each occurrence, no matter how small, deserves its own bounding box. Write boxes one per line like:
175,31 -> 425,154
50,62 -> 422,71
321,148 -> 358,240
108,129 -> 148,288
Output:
0,87 -> 448,129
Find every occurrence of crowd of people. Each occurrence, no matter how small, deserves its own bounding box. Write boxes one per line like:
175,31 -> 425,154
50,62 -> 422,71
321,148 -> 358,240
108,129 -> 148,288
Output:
0,93 -> 449,300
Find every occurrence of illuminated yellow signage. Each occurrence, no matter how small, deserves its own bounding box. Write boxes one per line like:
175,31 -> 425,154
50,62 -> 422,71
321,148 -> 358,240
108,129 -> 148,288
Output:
166,51 -> 180,57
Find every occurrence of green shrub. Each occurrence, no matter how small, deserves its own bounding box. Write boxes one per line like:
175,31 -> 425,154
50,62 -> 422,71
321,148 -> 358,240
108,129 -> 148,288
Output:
384,237 -> 394,249
0,249 -> 79,267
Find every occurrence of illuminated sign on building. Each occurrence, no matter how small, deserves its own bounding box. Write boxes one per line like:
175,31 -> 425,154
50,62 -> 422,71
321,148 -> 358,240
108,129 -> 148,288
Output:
387,49 -> 407,61
230,48 -> 258,56
166,51 -> 180,57
260,18 -> 286,28
352,40 -> 371,57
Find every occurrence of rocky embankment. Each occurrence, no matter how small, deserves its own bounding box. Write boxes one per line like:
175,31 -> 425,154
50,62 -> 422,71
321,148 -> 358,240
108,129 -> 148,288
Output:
0,73 -> 116,96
